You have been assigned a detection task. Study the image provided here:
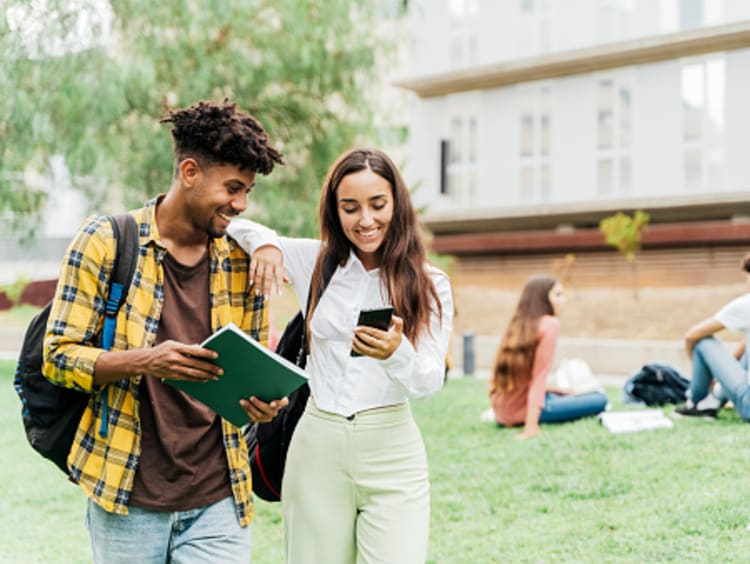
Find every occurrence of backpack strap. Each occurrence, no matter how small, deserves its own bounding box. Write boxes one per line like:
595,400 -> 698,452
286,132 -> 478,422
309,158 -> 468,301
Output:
98,213 -> 139,438
100,214 -> 139,350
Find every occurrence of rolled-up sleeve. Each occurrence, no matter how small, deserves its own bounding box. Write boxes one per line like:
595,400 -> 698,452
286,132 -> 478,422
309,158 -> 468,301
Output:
227,218 -> 281,255
43,217 -> 114,393
379,269 -> 454,399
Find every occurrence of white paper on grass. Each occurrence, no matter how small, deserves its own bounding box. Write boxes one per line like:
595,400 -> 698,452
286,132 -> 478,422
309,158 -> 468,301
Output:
599,409 -> 674,434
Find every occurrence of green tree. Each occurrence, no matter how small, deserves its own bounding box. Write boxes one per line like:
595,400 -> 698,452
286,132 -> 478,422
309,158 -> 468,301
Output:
599,210 -> 650,299
1,0 -> 402,241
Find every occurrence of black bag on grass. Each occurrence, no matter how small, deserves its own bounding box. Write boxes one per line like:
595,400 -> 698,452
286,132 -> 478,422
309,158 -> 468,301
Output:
12,214 -> 138,474
623,362 -> 689,406
244,255 -> 336,502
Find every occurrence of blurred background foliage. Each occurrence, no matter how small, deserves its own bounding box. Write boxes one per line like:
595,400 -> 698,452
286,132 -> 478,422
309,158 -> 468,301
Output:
1,0 -> 403,239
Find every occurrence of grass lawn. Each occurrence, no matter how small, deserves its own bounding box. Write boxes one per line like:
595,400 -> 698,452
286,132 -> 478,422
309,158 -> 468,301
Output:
2,359 -> 749,562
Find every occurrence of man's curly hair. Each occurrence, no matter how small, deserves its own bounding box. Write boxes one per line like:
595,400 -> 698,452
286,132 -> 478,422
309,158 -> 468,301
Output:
160,100 -> 284,175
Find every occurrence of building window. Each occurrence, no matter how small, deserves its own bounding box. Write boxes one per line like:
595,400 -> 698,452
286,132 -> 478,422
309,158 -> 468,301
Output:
681,57 -> 725,191
596,76 -> 632,196
597,0 -> 634,44
450,117 -> 463,164
519,0 -> 550,55
518,86 -> 551,202
449,0 -> 479,67
679,0 -> 724,30
445,114 -> 478,203
680,0 -> 703,29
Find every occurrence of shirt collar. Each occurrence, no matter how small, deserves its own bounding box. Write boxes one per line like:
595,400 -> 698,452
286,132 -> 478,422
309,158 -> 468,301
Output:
142,196 -> 163,249
343,248 -> 380,277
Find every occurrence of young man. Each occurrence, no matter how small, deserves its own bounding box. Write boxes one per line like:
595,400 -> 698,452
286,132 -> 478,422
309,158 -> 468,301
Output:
43,100 -> 288,563
676,252 -> 750,421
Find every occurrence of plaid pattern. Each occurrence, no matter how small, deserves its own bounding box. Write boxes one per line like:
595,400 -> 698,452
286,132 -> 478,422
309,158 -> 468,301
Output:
43,197 -> 267,525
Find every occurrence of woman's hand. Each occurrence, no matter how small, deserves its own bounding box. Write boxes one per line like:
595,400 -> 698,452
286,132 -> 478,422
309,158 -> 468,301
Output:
514,427 -> 541,440
516,405 -> 542,440
352,315 -> 404,360
249,245 -> 288,297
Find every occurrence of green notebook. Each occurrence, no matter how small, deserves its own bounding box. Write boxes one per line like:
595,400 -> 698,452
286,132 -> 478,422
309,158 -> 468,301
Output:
164,322 -> 308,427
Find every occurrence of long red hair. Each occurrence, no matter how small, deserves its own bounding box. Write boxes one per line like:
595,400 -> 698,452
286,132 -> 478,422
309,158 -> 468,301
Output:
491,275 -> 557,393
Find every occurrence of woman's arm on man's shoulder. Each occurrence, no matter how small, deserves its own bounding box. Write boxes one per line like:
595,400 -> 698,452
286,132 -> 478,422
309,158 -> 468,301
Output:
228,218 -> 321,301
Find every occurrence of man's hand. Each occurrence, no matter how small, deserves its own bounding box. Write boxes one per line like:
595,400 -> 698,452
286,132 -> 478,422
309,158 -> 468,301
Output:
249,245 -> 287,298
240,396 -> 289,423
352,315 -> 403,360
144,340 -> 223,382
93,340 -> 223,385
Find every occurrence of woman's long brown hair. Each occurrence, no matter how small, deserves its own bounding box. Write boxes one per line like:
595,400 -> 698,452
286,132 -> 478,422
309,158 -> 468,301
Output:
306,148 -> 441,344
491,275 -> 557,393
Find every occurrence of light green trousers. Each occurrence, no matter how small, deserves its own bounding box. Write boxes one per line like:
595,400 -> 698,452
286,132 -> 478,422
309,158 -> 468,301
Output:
282,399 -> 430,564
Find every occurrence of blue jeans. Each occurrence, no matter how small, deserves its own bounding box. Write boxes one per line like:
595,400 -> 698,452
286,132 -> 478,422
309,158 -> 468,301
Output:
86,496 -> 252,564
538,392 -> 608,424
688,337 -> 750,421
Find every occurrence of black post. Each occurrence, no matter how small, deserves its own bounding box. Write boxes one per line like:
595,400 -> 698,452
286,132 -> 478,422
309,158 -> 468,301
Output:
440,139 -> 449,195
463,331 -> 475,377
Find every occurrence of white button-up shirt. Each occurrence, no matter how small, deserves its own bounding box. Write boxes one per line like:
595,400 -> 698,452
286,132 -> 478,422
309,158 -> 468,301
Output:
228,219 -> 454,416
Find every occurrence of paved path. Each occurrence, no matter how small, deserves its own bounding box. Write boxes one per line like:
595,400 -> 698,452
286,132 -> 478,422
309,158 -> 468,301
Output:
0,327 -> 23,361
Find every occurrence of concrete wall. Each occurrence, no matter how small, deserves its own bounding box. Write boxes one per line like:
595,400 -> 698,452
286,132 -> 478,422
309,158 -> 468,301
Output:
451,334 -> 689,378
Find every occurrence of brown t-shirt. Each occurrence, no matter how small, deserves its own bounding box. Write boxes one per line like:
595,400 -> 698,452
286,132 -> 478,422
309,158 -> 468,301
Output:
129,249 -> 232,511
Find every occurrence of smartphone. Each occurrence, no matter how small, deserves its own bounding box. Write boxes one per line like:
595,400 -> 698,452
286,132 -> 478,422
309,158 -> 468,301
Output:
350,306 -> 394,357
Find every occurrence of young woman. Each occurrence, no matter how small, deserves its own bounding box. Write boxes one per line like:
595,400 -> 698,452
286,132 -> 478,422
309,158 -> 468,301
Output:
488,275 -> 607,439
228,148 -> 453,563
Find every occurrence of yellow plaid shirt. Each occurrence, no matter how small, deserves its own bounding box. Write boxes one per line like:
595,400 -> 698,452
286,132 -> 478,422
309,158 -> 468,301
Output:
43,196 -> 267,526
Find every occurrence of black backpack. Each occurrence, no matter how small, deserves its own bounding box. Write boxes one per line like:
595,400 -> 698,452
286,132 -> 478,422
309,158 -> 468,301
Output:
623,362 -> 690,406
244,255 -> 336,502
13,214 -> 139,474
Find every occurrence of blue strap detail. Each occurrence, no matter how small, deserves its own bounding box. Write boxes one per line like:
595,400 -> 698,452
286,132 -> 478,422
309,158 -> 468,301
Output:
98,282 -> 123,439
99,389 -> 109,438
105,283 -> 124,317
100,323 -> 116,356
101,283 -> 122,353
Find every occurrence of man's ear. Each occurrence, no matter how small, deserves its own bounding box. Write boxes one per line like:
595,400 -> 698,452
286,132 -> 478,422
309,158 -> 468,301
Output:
179,158 -> 201,188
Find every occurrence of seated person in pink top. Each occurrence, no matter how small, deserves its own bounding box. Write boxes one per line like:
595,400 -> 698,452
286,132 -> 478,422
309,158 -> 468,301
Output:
488,275 -> 608,440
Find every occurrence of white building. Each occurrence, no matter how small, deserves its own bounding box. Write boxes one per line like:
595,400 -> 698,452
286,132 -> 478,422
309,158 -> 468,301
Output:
397,0 -> 750,289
